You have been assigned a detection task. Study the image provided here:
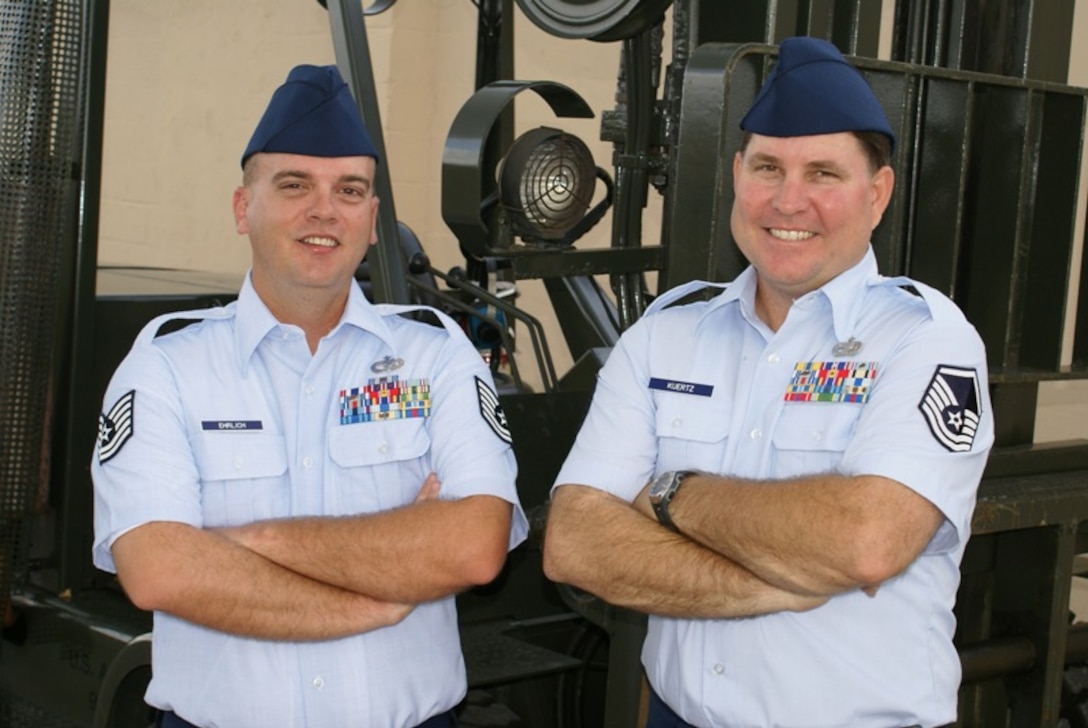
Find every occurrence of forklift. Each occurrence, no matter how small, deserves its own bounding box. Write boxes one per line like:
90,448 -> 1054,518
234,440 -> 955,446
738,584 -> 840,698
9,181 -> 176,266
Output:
3,1 -> 1088,726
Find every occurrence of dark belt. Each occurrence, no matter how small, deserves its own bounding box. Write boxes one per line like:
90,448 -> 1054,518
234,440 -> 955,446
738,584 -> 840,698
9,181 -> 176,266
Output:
158,708 -> 459,728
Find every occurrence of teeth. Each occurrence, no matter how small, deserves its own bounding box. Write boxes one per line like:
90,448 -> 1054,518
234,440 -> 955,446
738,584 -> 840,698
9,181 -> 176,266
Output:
768,228 -> 815,241
301,236 -> 337,247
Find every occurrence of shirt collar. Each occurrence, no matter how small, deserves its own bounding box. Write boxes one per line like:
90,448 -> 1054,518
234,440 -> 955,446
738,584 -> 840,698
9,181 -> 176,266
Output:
233,273 -> 398,372
695,245 -> 881,342
816,246 -> 881,343
331,279 -> 399,351
694,265 -> 758,331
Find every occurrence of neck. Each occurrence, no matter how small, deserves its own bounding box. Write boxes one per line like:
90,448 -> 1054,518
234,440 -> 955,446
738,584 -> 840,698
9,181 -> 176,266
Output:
753,289 -> 791,332
254,279 -> 350,354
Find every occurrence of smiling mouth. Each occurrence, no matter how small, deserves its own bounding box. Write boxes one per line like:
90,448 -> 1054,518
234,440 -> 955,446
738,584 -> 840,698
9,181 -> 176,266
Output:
768,228 -> 816,241
300,235 -> 338,248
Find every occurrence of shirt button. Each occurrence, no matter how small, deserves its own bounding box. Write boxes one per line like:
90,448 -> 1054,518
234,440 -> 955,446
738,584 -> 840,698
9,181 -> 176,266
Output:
767,353 -> 780,365
304,385 -> 315,396
312,676 -> 324,689
672,418 -> 682,428
713,663 -> 725,675
302,456 -> 314,468
378,443 -> 389,454
813,429 -> 824,442
750,429 -> 762,440
233,456 -> 244,469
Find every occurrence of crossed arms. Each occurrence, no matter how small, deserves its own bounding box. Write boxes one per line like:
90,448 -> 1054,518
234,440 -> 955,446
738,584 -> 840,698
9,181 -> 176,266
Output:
542,471 -> 943,619
111,474 -> 513,641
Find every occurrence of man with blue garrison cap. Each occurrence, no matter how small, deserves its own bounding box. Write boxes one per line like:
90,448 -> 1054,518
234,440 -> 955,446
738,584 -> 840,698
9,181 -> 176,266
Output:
544,37 -> 993,727
92,64 -> 527,728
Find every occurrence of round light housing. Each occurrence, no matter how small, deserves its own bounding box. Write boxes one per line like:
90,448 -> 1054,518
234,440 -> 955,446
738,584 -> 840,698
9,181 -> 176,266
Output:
498,127 -> 598,246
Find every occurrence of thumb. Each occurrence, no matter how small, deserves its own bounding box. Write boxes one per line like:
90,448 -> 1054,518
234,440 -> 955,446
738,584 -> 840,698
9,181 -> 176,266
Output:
415,472 -> 442,502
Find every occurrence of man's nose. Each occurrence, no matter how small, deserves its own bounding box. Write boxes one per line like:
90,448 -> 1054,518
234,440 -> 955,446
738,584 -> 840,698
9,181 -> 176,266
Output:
772,174 -> 808,215
307,189 -> 337,220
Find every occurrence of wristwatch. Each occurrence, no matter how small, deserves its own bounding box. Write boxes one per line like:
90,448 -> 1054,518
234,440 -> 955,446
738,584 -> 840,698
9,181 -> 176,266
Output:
648,470 -> 695,532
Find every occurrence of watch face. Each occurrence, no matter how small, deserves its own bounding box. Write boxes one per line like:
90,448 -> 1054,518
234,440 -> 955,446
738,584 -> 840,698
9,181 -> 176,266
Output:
648,472 -> 671,500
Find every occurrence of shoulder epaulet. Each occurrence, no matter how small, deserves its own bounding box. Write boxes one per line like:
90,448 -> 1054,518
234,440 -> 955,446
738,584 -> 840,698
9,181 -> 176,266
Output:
377,303 -> 464,338
879,275 -> 966,323
644,280 -> 730,317
134,306 -> 235,346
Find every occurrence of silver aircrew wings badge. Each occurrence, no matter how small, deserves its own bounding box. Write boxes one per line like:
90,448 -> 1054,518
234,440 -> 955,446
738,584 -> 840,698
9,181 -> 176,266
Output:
371,355 -> 404,374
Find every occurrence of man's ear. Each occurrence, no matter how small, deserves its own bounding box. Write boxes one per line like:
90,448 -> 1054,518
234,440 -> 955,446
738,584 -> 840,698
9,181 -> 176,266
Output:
369,196 -> 380,246
869,165 -> 895,230
232,187 -> 249,235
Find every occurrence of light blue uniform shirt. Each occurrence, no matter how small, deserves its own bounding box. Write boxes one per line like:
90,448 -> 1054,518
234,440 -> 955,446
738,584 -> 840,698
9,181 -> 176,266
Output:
555,249 -> 994,728
93,275 -> 528,728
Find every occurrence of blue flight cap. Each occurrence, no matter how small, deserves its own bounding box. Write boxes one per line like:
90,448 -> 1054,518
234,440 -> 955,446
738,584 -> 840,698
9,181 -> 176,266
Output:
241,64 -> 379,168
741,37 -> 895,151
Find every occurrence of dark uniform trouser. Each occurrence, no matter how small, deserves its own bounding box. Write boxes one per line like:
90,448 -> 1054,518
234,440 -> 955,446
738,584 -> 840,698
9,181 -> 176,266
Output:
646,688 -> 941,728
646,689 -> 693,728
157,708 -> 459,728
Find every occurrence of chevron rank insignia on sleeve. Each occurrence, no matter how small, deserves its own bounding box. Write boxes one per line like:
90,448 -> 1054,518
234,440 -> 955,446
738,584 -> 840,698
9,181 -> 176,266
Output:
98,390 -> 135,464
476,377 -> 511,444
918,366 -> 981,452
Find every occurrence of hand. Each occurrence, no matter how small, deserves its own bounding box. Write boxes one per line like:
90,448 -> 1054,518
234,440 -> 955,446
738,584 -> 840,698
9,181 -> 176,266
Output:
790,593 -> 832,612
415,472 -> 441,502
375,598 -> 417,627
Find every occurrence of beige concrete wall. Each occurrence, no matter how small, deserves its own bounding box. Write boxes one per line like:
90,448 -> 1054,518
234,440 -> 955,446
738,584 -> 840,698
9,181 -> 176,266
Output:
99,1 -> 1088,436
101,1 -> 334,274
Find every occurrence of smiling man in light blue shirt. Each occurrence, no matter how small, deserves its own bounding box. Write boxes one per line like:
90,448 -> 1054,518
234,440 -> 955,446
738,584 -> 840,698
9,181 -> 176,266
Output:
544,37 -> 993,728
92,64 -> 526,728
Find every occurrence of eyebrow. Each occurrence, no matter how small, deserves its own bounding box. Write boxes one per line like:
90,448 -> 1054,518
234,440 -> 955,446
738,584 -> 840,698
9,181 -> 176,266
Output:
746,152 -> 780,165
270,169 -> 311,183
269,169 -> 373,190
339,174 -> 373,191
746,152 -> 848,173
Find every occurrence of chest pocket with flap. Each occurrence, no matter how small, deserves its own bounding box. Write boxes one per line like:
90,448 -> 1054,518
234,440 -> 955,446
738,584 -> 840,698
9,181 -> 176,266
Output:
329,419 -> 432,512
195,433 -> 288,526
654,395 -> 732,473
771,404 -> 860,478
